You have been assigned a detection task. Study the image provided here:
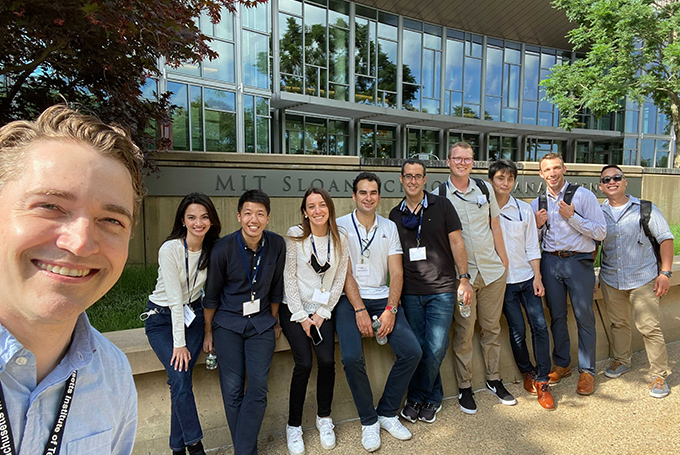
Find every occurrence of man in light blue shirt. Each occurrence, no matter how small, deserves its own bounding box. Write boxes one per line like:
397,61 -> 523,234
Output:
599,165 -> 674,398
531,153 -> 606,396
0,105 -> 142,454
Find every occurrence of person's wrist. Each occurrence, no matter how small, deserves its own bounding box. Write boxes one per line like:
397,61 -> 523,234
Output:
354,307 -> 367,314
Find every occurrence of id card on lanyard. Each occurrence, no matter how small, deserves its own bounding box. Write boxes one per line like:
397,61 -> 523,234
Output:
238,234 -> 264,316
183,238 -> 200,326
351,212 -> 377,275
407,199 -> 427,262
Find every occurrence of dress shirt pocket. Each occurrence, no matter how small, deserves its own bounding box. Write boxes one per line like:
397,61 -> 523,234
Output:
503,219 -> 524,239
64,428 -> 112,454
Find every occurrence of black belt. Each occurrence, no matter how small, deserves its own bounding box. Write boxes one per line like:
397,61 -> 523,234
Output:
547,250 -> 580,258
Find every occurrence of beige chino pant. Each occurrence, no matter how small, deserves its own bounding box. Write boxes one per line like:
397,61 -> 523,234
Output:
601,280 -> 670,378
452,270 -> 507,389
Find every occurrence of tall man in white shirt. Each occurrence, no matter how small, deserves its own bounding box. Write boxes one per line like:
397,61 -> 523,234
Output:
488,160 -> 554,410
531,153 -> 607,396
335,172 -> 422,452
434,142 -> 512,415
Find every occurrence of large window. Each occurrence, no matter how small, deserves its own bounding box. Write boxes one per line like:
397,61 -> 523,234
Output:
523,47 -> 563,126
408,128 -> 440,158
448,132 -> 481,159
485,39 -> 520,123
400,20 -> 442,113
244,95 -> 270,153
242,3 -> 270,89
285,114 -> 349,154
444,32 -> 483,119
488,135 -> 518,161
525,138 -> 565,161
641,139 -> 672,168
360,123 -> 397,158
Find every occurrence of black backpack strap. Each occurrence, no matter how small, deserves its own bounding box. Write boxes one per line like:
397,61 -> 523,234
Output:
472,178 -> 490,203
563,183 -> 583,217
640,199 -> 661,273
438,181 -> 447,197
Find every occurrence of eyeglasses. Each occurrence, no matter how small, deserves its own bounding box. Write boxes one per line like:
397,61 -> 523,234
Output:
402,174 -> 424,182
600,174 -> 624,184
449,157 -> 474,164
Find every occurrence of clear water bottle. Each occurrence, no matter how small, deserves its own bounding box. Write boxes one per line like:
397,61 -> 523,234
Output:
205,352 -> 218,370
458,290 -> 471,318
372,316 -> 388,345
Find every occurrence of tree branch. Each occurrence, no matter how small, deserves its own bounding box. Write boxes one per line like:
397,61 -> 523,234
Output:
0,40 -> 66,76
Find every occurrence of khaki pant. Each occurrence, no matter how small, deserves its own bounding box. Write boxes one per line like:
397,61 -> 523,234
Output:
601,280 -> 670,378
452,270 -> 507,389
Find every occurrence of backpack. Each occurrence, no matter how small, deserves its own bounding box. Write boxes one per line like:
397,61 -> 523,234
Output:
538,183 -> 580,230
639,199 -> 662,273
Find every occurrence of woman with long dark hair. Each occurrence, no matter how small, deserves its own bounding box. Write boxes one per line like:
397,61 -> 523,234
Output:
281,187 -> 349,455
144,193 -> 221,455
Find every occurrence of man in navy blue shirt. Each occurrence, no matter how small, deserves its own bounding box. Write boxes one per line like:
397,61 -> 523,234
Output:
204,189 -> 286,455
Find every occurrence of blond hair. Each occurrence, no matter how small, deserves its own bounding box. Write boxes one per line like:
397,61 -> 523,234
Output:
0,104 -> 145,223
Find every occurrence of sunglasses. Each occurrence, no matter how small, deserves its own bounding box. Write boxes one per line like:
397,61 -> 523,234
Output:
600,174 -> 624,184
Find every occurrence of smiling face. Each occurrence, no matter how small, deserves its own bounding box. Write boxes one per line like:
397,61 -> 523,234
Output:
183,203 -> 211,244
0,140 -> 135,327
447,146 -> 474,179
352,179 -> 381,216
303,193 -> 329,231
237,201 -> 270,246
400,163 -> 427,199
539,157 -> 567,194
599,167 -> 627,200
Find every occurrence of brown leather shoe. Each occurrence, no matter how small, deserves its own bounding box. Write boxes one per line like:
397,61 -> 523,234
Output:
523,372 -> 537,394
576,372 -> 595,395
536,381 -> 555,410
548,366 -> 572,384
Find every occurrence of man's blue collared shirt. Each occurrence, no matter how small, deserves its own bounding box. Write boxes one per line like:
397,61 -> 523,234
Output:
0,313 -> 137,454
600,196 -> 674,290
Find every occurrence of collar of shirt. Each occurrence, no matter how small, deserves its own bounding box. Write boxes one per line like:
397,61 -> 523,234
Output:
448,177 -> 476,195
602,194 -> 637,217
352,209 -> 379,235
547,180 -> 569,201
238,229 -> 265,253
500,196 -> 520,216
398,191 -> 430,213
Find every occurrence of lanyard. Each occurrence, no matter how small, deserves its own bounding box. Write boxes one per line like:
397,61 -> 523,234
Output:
500,197 -> 523,222
448,180 -> 483,208
0,370 -> 77,455
310,234 -> 331,291
415,199 -> 425,247
351,212 -> 378,261
309,233 -> 331,264
183,238 -> 200,306
238,233 -> 264,301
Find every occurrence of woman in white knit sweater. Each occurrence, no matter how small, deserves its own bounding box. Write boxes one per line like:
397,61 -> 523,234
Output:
282,187 -> 349,455
144,193 -> 221,455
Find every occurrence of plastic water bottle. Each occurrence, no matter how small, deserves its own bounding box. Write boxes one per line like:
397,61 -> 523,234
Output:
458,290 -> 471,318
205,353 -> 218,370
372,316 -> 388,345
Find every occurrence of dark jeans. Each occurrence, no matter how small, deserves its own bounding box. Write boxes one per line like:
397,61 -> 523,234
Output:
502,278 -> 552,383
401,292 -> 455,405
214,321 -> 276,455
145,300 -> 204,451
334,296 -> 422,425
280,304 -> 336,427
541,252 -> 597,375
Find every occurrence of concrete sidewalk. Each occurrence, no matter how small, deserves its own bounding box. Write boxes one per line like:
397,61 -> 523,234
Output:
215,340 -> 680,455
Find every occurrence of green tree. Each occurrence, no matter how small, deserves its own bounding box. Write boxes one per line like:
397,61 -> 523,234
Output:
542,0 -> 680,167
1,0 -> 263,160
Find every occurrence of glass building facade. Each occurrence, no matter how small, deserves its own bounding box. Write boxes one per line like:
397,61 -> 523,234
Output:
153,0 -> 676,167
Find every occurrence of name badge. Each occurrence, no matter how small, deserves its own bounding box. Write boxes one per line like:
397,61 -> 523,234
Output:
409,246 -> 427,261
312,288 -> 331,305
356,263 -> 370,277
184,305 -> 196,327
477,195 -> 487,206
243,298 -> 261,316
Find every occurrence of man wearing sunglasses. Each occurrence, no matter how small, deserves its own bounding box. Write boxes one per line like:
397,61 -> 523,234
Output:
598,165 -> 674,398
388,159 -> 472,424
531,153 -> 606,396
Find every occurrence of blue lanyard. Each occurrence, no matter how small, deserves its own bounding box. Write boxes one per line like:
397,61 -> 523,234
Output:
310,233 -> 331,263
351,212 -> 378,260
183,238 -> 200,306
238,233 -> 264,300
448,180 -> 483,208
500,197 -> 523,222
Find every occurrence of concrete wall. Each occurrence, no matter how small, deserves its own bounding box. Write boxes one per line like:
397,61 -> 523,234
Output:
110,264 -> 680,454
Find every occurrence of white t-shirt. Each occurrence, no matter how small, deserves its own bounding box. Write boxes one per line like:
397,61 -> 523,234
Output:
336,210 -> 403,299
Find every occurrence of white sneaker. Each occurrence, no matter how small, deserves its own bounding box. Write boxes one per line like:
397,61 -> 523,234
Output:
361,421 -> 381,452
378,415 -> 412,441
286,425 -> 305,455
316,416 -> 336,450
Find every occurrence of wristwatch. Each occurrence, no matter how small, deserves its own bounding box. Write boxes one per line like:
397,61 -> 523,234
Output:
458,273 -> 472,280
385,305 -> 398,315
660,270 -> 673,278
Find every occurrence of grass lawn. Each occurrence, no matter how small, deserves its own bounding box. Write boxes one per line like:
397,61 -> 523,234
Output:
87,265 -> 158,333
672,224 -> 680,256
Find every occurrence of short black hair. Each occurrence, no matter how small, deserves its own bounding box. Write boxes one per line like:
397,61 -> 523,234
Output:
600,164 -> 624,176
352,172 -> 381,194
401,159 -> 426,176
488,159 -> 518,180
238,189 -> 271,214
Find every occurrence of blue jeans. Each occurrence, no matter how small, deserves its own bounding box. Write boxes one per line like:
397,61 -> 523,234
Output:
214,321 -> 276,455
145,300 -> 205,451
401,293 -> 455,405
334,296 -> 422,425
541,252 -> 597,375
503,278 -> 552,383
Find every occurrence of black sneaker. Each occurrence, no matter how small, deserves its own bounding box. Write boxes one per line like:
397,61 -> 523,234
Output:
458,387 -> 477,414
400,400 -> 422,423
486,380 -> 517,406
418,402 -> 442,423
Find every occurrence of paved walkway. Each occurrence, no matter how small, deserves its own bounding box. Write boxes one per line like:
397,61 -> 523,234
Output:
214,340 -> 680,455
